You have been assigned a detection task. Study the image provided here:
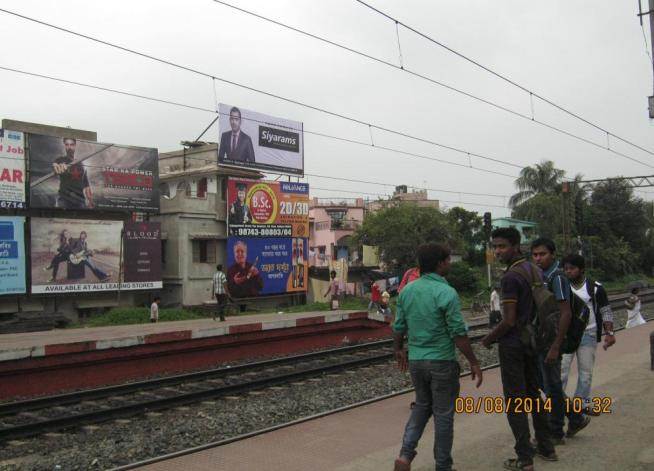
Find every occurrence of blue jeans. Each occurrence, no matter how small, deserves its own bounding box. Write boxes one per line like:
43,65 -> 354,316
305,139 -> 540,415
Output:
561,329 -> 597,406
399,360 -> 460,471
537,351 -> 584,438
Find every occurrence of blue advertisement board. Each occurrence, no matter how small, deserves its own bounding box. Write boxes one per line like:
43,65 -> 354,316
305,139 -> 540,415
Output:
226,237 -> 307,297
0,216 -> 25,295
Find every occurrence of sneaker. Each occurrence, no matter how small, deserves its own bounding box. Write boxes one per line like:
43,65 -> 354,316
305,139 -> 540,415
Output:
503,458 -> 534,471
567,415 -> 591,437
393,457 -> 411,471
536,449 -> 558,461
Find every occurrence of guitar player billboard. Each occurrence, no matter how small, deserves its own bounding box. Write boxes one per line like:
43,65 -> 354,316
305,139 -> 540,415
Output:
30,217 -> 123,294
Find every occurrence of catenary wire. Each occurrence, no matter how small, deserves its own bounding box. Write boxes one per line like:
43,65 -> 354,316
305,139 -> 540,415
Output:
0,7 -> 528,172
206,0 -> 654,169
3,64 -> 651,203
0,64 -> 521,188
354,0 -> 654,159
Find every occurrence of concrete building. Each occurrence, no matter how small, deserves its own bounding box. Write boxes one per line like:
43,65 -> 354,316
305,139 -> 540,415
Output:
308,197 -> 365,267
155,142 -> 262,307
492,217 -> 538,246
366,185 -> 440,212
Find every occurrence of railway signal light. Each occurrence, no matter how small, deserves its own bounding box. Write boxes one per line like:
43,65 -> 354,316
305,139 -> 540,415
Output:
483,212 -> 492,235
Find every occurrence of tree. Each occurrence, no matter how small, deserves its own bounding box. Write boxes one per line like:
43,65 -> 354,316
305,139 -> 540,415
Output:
354,204 -> 458,273
446,207 -> 485,265
511,193 -> 562,238
509,160 -> 565,208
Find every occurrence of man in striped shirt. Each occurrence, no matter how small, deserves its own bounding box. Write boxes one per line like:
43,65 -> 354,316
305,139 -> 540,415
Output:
212,264 -> 231,321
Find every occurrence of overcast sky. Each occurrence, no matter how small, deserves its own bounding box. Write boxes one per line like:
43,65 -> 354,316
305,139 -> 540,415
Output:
1,0 -> 654,216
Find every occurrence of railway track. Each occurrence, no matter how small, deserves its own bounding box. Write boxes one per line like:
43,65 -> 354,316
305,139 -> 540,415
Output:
0,289 -> 649,442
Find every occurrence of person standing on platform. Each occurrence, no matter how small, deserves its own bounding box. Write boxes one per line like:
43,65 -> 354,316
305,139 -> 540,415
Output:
324,270 -> 340,310
150,296 -> 160,323
625,287 -> 646,328
531,238 -> 590,443
561,254 -> 616,416
393,243 -> 482,471
482,228 -> 556,471
212,264 -> 231,322
368,280 -> 381,312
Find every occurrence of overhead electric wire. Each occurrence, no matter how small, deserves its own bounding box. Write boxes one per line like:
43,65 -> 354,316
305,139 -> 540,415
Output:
354,0 -> 654,159
0,7 -> 528,173
0,64 -> 519,184
206,0 -> 654,169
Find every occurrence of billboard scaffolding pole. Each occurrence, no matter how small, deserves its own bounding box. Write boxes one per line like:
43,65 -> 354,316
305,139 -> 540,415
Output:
117,227 -> 124,305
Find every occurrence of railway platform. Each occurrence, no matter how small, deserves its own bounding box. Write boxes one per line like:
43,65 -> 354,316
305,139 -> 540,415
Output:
132,323 -> 654,471
0,310 -> 389,399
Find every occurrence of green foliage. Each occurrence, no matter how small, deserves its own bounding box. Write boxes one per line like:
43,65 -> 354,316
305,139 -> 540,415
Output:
447,207 -> 485,265
509,160 -> 565,208
355,203 -> 459,272
512,193 -> 562,238
582,236 -> 639,281
446,261 -> 479,293
67,307 -> 206,328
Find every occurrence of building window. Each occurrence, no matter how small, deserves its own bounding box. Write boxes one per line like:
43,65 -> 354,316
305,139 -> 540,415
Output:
176,181 -> 187,196
192,240 -> 216,263
197,178 -> 207,198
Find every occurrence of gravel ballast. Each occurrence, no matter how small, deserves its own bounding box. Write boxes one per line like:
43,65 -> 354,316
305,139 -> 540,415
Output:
0,308 -> 649,471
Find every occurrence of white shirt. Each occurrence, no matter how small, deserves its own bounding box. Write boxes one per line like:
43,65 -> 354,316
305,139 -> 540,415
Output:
571,281 -> 596,331
150,302 -> 159,320
490,290 -> 501,312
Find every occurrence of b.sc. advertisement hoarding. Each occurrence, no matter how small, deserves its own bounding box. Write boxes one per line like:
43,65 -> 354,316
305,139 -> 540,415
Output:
227,178 -> 309,238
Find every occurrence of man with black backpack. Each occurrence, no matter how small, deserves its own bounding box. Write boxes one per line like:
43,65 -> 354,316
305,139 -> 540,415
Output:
561,254 -> 616,416
482,228 -> 556,471
531,238 -> 590,442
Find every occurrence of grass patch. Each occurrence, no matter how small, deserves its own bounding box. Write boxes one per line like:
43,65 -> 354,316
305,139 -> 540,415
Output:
66,307 -> 206,328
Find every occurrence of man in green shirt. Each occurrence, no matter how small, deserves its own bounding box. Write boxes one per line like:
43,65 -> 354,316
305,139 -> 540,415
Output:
393,243 -> 483,471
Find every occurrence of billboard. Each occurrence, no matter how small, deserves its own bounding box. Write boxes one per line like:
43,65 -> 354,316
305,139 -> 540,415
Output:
227,178 -> 309,238
0,217 -> 26,295
123,221 -> 162,289
30,218 -> 124,293
28,134 -> 159,212
218,104 -> 304,175
226,237 -> 307,297
0,129 -> 26,209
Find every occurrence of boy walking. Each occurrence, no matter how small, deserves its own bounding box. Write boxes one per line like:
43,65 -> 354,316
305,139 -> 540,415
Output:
393,243 -> 482,471
212,264 -> 231,321
150,296 -> 160,323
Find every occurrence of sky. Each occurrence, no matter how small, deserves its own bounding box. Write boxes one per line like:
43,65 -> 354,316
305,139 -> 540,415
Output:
1,0 -> 654,217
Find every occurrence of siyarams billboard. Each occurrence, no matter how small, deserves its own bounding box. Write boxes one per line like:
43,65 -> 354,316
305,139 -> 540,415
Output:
28,134 -> 159,212
217,104 -> 304,175
0,129 -> 26,209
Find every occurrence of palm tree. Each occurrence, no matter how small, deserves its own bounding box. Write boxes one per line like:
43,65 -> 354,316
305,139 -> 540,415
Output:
508,160 -> 566,208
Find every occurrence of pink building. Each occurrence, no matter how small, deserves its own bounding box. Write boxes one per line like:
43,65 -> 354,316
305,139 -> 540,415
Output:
309,197 -> 365,267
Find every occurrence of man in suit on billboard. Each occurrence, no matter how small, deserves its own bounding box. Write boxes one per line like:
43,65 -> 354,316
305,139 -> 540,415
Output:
218,107 -> 255,163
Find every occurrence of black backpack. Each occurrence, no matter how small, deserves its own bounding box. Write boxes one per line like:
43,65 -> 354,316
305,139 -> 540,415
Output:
510,263 -> 560,353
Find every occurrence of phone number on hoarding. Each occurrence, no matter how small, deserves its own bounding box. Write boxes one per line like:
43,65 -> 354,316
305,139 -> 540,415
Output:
231,225 -> 292,237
